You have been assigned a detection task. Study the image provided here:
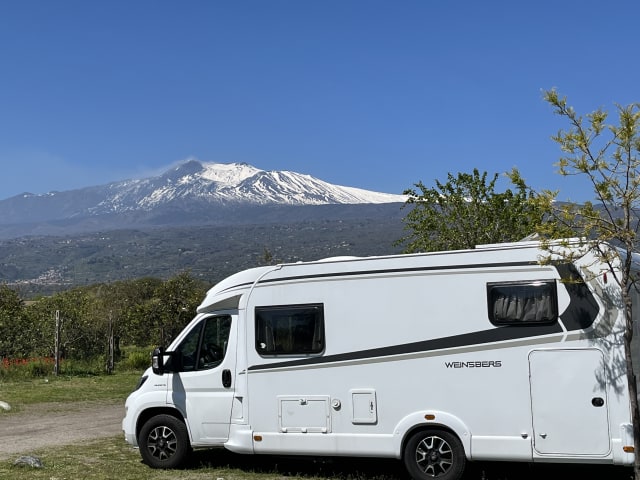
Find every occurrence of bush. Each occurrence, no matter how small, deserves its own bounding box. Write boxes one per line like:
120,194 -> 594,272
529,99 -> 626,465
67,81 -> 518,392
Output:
119,347 -> 152,371
28,358 -> 54,377
58,357 -> 103,376
0,357 -> 55,380
0,347 -> 152,380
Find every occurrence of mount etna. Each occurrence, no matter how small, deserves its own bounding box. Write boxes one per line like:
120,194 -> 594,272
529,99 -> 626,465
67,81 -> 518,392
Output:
0,160 -> 408,296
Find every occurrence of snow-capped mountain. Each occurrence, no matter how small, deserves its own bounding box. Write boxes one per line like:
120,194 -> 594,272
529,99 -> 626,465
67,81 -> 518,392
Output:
90,159 -> 405,214
0,160 -> 406,238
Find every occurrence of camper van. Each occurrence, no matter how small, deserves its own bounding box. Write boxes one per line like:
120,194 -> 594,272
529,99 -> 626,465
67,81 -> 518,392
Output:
122,240 -> 638,480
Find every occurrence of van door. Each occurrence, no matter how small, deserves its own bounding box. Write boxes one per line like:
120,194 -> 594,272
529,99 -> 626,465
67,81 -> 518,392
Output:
168,314 -> 236,444
529,349 -> 610,456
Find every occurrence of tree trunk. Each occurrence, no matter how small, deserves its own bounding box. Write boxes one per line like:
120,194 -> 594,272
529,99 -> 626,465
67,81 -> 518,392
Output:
623,293 -> 640,479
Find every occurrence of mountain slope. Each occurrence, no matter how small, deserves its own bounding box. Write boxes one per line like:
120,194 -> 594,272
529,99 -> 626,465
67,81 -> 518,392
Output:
0,160 -> 405,237
91,160 -> 404,213
1,209 -> 405,296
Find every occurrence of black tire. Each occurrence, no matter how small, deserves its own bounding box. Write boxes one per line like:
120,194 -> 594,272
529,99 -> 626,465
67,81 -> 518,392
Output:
403,429 -> 465,480
139,414 -> 190,469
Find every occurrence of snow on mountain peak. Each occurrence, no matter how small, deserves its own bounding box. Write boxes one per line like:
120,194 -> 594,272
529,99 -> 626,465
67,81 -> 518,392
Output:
0,159 -> 407,236
156,160 -> 405,206
200,162 -> 261,185
48,159 -> 407,216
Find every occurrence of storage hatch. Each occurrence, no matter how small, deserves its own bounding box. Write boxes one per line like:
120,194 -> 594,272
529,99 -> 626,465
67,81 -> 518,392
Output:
351,389 -> 378,424
278,395 -> 331,433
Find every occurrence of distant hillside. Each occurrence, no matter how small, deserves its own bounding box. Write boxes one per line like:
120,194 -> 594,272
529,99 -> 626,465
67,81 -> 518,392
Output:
1,204 -> 406,297
0,158 -> 408,296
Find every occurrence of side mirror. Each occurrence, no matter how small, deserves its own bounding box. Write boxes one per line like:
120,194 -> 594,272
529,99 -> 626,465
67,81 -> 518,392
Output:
151,346 -> 165,375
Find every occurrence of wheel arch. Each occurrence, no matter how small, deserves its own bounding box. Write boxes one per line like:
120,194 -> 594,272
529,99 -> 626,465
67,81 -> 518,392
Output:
136,407 -> 188,441
394,411 -> 471,460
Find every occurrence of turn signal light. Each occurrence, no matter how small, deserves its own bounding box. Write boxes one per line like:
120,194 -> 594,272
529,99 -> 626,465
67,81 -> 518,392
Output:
254,435 -> 263,442
425,414 -> 436,421
623,446 -> 634,453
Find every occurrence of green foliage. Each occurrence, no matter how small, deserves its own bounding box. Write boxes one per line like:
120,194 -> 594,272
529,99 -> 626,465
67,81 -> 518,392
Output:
0,213 -> 404,298
0,284 -> 27,358
57,357 -> 105,376
153,271 -> 207,345
25,289 -> 98,360
120,346 -> 153,371
26,358 -> 54,377
543,89 -> 640,250
543,89 -> 640,478
0,351 -> 151,381
260,247 -> 277,265
0,271 -> 210,371
396,168 -> 557,253
0,358 -> 54,380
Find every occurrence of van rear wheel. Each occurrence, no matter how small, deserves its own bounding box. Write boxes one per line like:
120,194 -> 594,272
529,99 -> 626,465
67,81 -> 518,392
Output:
139,414 -> 190,469
403,429 -> 465,480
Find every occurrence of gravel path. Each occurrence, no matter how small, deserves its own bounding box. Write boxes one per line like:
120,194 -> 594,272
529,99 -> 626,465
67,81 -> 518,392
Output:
0,400 -> 124,460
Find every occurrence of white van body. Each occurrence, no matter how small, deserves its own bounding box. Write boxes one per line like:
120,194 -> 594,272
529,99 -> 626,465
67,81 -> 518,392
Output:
122,240 -> 638,479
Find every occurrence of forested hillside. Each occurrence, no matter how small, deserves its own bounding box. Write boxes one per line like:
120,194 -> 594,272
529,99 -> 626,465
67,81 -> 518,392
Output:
0,213 -> 405,366
0,215 -> 405,298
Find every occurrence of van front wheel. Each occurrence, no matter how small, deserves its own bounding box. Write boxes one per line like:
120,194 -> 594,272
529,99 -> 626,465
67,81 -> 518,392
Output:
139,414 -> 190,469
403,429 -> 465,480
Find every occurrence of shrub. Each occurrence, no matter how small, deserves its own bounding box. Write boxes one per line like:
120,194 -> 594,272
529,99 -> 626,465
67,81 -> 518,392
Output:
119,348 -> 151,371
0,357 -> 55,380
27,358 -> 54,377
59,357 -> 103,376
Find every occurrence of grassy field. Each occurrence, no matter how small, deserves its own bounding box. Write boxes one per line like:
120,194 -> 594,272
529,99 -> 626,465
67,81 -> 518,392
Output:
0,434 -> 410,480
0,371 -> 141,412
0,373 -> 634,480
0,434 -> 633,480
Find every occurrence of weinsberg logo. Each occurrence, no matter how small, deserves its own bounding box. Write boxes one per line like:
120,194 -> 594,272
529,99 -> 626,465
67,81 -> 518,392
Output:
445,360 -> 502,368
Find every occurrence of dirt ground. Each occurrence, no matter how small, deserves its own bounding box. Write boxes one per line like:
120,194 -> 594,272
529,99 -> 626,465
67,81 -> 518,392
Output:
0,400 -> 124,460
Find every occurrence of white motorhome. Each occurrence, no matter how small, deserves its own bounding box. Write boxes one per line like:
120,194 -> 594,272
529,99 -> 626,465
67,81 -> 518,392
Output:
122,240 -> 638,480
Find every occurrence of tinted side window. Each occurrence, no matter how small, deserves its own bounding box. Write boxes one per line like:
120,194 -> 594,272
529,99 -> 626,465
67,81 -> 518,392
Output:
487,281 -> 558,325
199,316 -> 232,369
172,316 -> 232,371
255,304 -> 324,355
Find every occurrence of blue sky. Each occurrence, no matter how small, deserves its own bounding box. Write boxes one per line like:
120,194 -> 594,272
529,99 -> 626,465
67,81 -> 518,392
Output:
1,1 -> 638,202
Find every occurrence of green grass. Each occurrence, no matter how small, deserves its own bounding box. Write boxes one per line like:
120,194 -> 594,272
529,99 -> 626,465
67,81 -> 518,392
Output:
0,435 -> 633,480
0,435 -> 406,480
0,373 -> 634,480
0,371 -> 142,413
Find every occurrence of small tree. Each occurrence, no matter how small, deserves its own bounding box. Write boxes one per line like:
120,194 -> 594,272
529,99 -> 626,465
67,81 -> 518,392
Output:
153,271 -> 208,346
396,168 -> 555,253
543,89 -> 640,478
260,247 -> 277,266
0,285 -> 26,358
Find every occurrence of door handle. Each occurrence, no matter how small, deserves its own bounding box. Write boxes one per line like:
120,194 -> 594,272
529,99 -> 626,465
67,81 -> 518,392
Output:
222,369 -> 232,388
